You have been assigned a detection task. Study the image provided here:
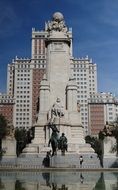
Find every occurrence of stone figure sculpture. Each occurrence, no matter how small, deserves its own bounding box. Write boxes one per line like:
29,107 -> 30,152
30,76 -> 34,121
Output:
2,124 -> 16,158
47,12 -> 67,32
48,98 -> 65,156
50,97 -> 64,123
58,133 -> 68,155
77,102 -> 80,112
6,124 -> 15,139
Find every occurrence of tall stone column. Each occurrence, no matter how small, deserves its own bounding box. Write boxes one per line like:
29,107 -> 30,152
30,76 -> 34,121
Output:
33,77 -> 50,145
39,78 -> 50,112
67,79 -> 78,112
37,77 -> 50,124
66,79 -> 85,146
46,32 -> 71,108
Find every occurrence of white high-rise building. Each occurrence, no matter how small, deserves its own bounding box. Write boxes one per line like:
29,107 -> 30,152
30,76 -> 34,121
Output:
7,58 -> 32,129
71,56 -> 97,134
7,57 -> 47,129
88,92 -> 118,135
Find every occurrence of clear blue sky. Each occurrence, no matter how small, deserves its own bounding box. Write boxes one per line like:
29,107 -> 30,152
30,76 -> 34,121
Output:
0,0 -> 118,95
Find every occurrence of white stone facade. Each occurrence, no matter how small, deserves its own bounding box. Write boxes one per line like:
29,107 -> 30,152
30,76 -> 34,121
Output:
0,94 -> 14,104
13,58 -> 33,129
89,92 -> 118,122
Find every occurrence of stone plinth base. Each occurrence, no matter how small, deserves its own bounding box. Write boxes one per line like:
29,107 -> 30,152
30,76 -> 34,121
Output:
17,151 -> 101,169
103,136 -> 118,168
19,144 -> 101,168
22,142 -> 94,156
2,137 -> 16,158
103,136 -> 116,156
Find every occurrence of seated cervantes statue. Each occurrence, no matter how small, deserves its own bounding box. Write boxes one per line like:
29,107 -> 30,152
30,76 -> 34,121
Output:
50,97 -> 64,123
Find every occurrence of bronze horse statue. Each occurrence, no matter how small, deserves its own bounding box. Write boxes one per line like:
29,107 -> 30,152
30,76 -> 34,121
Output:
48,124 -> 59,156
48,124 -> 68,156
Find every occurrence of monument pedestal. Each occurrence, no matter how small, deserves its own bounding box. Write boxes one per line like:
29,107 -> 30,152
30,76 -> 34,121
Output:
2,137 -> 16,159
103,136 -> 118,168
19,148 -> 101,168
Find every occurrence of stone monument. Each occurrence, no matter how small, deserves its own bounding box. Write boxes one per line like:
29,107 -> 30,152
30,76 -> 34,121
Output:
22,12 -> 100,167
2,124 -> 16,159
103,136 -> 117,168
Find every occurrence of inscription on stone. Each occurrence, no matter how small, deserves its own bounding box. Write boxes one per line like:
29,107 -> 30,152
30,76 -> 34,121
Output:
54,42 -> 63,50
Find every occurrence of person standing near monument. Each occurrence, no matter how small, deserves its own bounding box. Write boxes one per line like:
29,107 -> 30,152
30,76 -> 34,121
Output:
42,151 -> 51,167
79,155 -> 83,168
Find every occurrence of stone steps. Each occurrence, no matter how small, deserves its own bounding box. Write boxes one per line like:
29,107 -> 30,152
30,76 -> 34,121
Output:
0,152 -> 101,168
50,153 -> 101,168
16,152 -> 101,168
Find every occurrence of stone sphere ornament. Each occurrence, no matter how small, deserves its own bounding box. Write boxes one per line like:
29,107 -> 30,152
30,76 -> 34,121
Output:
52,12 -> 64,22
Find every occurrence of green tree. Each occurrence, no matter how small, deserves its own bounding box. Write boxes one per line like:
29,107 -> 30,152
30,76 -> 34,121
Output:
0,114 -> 8,159
15,180 -> 26,190
0,114 -> 7,140
15,127 -> 34,156
0,178 -> 4,189
15,127 -> 28,156
85,135 -> 103,167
